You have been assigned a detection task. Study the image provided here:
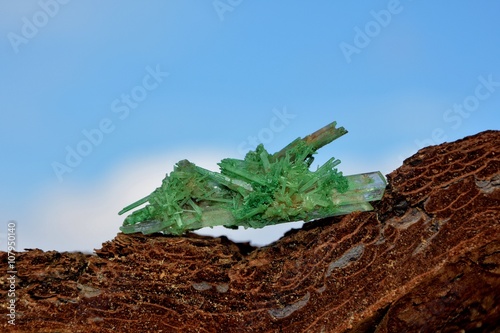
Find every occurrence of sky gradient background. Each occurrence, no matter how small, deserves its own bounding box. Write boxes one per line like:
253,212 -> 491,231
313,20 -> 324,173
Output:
1,1 -> 499,252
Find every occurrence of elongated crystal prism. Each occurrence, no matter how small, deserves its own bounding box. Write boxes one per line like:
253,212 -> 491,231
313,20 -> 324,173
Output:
118,121 -> 387,235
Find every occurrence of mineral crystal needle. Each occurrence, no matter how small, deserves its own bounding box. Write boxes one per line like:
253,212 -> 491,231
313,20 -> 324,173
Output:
119,121 -> 387,235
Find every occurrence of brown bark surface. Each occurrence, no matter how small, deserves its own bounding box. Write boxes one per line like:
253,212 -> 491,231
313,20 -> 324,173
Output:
1,130 -> 499,333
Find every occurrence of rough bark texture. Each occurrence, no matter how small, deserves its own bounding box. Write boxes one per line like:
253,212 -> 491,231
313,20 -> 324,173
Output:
1,130 -> 499,333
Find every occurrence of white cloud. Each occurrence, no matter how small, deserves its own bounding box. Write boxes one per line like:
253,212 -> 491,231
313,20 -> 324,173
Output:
195,221 -> 305,246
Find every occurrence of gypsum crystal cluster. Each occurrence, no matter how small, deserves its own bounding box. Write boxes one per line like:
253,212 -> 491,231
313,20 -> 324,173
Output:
119,121 -> 386,235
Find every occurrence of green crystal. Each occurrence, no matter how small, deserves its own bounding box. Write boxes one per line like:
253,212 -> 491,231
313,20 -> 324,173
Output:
119,121 -> 386,235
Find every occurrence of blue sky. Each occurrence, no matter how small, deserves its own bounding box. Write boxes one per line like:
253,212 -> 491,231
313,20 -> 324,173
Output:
1,1 -> 499,252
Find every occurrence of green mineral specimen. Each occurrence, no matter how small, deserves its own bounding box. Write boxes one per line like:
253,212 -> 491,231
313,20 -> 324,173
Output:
119,121 -> 386,235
